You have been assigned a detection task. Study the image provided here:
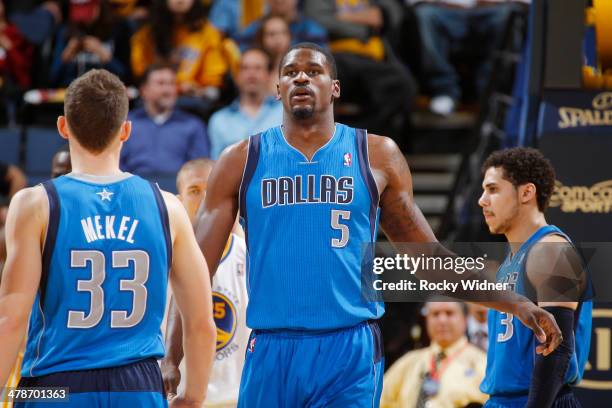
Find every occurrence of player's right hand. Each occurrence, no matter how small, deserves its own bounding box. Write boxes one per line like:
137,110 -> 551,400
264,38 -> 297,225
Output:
515,302 -> 563,356
160,360 -> 181,397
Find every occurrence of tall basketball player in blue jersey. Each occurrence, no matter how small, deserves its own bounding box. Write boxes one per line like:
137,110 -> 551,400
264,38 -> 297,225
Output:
186,43 -> 563,407
0,69 -> 216,408
478,148 -> 592,408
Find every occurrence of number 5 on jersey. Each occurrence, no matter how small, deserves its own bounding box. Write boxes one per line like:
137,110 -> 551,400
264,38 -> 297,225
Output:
331,209 -> 351,248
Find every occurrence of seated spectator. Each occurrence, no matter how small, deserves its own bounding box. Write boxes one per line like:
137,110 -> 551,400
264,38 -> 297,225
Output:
304,0 -> 416,141
381,302 -> 487,408
6,1 -> 61,47
209,0 -> 241,39
208,48 -> 282,159
410,0 -> 519,115
5,1 -> 61,91
49,0 -> 132,87
242,0 -> 266,27
0,0 -> 33,123
131,0 -> 231,108
237,0 -> 327,51
120,63 -> 210,175
254,15 -> 291,95
109,0 -> 150,29
0,0 -> 33,90
210,0 -> 269,40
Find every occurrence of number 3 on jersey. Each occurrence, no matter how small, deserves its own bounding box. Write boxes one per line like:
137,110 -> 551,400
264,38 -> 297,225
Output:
331,209 -> 351,248
67,249 -> 150,329
498,313 -> 514,342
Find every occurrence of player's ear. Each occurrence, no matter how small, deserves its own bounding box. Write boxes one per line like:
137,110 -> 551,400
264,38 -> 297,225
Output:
276,83 -> 281,100
57,116 -> 69,140
519,183 -> 536,204
119,120 -> 132,142
332,79 -> 340,100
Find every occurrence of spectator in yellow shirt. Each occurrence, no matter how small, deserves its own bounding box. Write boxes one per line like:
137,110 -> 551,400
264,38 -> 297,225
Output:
381,302 -> 488,408
131,0 -> 230,103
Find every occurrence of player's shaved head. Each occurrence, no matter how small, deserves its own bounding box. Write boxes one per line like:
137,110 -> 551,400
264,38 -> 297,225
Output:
279,42 -> 337,79
64,69 -> 129,153
176,158 -> 215,220
176,158 -> 215,192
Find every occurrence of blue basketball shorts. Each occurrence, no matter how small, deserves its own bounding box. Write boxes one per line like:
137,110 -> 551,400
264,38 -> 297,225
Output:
238,320 -> 384,408
484,394 -> 528,408
485,386 -> 582,408
13,358 -> 167,408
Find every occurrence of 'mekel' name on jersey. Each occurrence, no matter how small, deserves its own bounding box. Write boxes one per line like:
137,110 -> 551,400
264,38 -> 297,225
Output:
80,215 -> 139,244
261,175 -> 354,208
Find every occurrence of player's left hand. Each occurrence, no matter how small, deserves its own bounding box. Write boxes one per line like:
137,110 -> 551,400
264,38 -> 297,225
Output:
160,359 -> 180,396
515,302 -> 562,356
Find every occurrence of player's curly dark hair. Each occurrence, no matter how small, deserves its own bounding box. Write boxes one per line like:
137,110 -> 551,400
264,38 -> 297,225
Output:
482,147 -> 556,211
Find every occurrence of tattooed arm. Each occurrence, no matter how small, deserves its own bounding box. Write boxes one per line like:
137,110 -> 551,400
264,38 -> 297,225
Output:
368,135 -> 437,243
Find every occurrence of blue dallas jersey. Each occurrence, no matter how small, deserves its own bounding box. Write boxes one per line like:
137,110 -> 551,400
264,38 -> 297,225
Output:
239,124 -> 384,330
21,173 -> 171,377
480,225 -> 592,396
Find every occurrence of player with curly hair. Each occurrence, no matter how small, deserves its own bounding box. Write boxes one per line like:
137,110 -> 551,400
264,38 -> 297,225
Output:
479,147 -> 592,408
